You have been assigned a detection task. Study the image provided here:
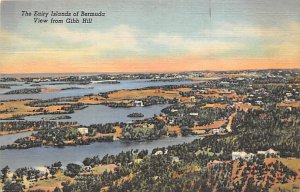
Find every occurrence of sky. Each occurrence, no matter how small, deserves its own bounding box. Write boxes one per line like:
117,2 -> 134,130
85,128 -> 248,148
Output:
0,0 -> 300,74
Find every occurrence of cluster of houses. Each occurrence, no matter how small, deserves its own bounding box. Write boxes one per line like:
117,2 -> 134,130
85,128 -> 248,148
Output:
232,148 -> 280,161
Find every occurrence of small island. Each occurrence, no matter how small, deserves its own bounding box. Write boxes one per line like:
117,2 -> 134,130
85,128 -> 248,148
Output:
90,80 -> 120,84
127,113 -> 144,118
4,88 -> 42,94
41,115 -> 72,120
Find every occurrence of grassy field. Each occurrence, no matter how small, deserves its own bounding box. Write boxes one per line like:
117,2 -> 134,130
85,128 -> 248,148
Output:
203,103 -> 228,109
78,95 -> 106,104
27,171 -> 74,191
0,100 -> 40,119
191,120 -> 227,131
91,164 -> 117,175
277,101 -> 300,108
107,89 -> 182,100
0,100 -> 70,120
270,158 -> 300,192
270,175 -> 300,192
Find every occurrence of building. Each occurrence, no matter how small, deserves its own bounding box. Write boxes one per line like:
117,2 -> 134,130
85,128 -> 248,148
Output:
190,96 -> 196,103
257,148 -> 280,157
232,151 -> 248,160
232,149 -> 280,161
286,93 -> 293,97
198,89 -> 208,94
246,153 -> 256,161
232,151 -> 255,161
134,100 -> 144,107
171,156 -> 180,163
212,127 -> 225,134
255,101 -> 264,105
77,127 -> 89,135
154,150 -> 163,155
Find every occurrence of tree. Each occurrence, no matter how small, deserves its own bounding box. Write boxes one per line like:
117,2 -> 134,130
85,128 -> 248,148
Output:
83,157 -> 92,166
1,166 -> 9,181
64,163 -> 82,177
52,161 -> 62,169
49,167 -> 57,178
3,182 -> 23,192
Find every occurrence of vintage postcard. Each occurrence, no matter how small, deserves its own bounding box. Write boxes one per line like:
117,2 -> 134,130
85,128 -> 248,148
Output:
0,0 -> 299,191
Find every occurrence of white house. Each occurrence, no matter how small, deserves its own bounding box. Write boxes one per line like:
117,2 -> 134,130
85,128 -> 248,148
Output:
232,151 -> 248,160
257,148 -> 280,157
77,127 -> 89,135
212,127 -> 225,134
171,156 -> 180,163
198,89 -> 208,94
286,93 -> 293,97
134,100 -> 144,107
154,150 -> 163,155
255,101 -> 264,105
246,153 -> 256,161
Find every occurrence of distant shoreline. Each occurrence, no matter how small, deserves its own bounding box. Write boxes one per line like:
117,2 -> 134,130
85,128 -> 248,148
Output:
1,68 -> 299,77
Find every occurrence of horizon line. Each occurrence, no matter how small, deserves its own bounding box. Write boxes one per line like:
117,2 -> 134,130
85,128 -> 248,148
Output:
1,68 -> 300,76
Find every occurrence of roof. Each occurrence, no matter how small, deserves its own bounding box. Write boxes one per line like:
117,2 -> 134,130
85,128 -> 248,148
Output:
266,148 -> 279,154
179,97 -> 190,102
78,127 -> 88,130
232,151 -> 247,157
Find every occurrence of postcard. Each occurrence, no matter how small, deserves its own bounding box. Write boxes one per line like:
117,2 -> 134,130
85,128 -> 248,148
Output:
0,0 -> 299,191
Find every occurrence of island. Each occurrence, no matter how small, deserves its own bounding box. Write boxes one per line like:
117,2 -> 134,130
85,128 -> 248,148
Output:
127,112 -> 144,117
